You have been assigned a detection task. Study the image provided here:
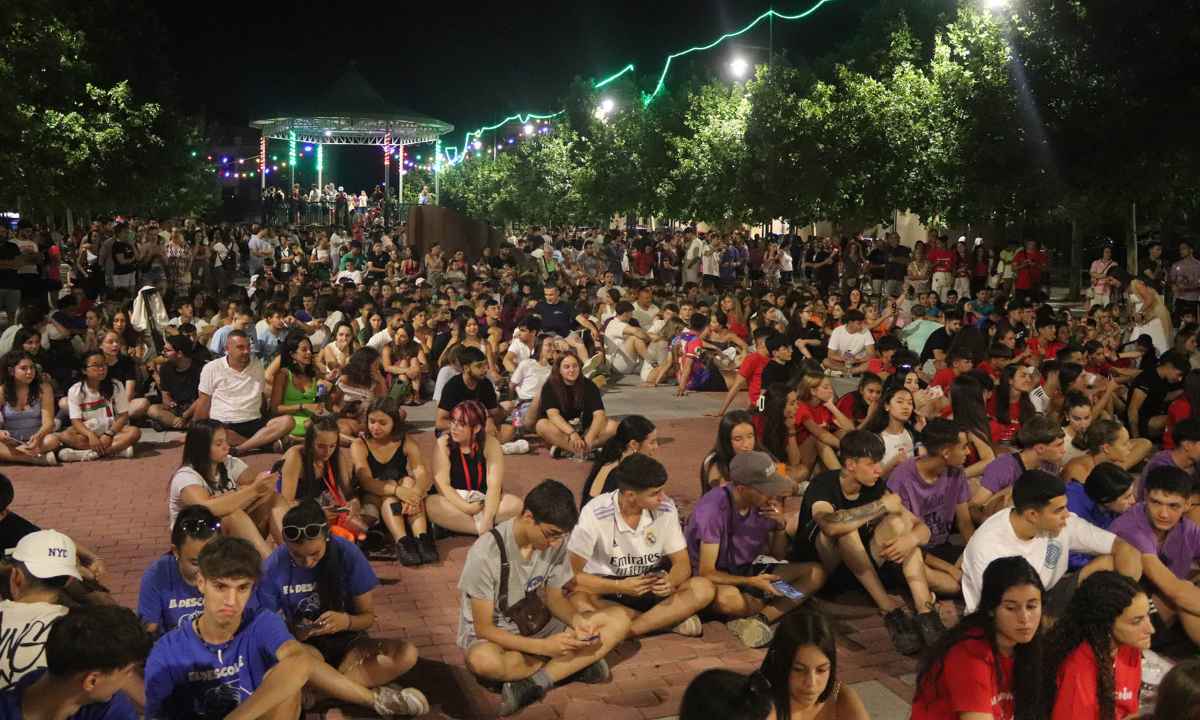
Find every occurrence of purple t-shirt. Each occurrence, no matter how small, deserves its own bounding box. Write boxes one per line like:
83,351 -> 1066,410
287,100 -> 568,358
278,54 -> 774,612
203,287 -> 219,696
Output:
887,459 -> 970,547
685,486 -> 777,571
1138,450 -> 1200,500
1109,503 -> 1200,579
980,452 -> 1057,494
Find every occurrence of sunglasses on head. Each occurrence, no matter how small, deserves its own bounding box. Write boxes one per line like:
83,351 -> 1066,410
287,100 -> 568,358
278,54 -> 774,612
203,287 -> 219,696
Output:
282,522 -> 328,542
179,517 -> 221,539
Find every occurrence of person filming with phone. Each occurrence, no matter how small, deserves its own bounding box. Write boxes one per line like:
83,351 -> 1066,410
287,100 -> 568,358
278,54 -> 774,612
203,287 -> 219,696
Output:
567,454 -> 716,639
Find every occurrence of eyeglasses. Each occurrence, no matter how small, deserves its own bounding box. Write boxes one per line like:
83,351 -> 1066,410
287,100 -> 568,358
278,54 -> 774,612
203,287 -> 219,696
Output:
179,517 -> 221,539
538,524 -> 568,542
282,522 -> 327,542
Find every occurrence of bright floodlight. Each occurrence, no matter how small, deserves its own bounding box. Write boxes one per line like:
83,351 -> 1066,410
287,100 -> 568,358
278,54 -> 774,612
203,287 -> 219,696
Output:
984,0 -> 1010,10
730,57 -> 750,78
472,140 -> 482,150
600,98 -> 615,113
523,123 -> 534,136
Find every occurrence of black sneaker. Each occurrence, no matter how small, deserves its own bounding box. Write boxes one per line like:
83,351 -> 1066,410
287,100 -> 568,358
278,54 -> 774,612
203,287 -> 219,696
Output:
883,608 -> 922,656
416,533 -> 440,564
569,659 -> 610,684
550,446 -> 568,459
498,678 -> 545,716
396,537 -> 422,567
915,610 -> 946,648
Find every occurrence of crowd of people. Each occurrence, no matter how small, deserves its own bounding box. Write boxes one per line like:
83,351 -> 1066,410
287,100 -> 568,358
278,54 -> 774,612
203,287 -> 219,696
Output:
2,211 -> 1200,719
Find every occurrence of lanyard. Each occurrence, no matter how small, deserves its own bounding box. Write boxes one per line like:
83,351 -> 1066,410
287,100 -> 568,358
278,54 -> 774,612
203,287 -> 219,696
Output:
459,450 -> 484,492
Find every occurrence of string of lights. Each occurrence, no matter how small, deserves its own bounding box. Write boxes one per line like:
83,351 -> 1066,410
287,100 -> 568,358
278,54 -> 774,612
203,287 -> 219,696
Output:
440,0 -> 839,166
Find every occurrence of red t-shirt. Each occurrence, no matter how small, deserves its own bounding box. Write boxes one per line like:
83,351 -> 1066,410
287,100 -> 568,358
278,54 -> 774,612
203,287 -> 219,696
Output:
836,393 -> 864,423
1026,337 -> 1064,360
794,402 -> 833,443
912,634 -> 1015,720
727,317 -> 749,342
1163,396 -> 1192,449
929,248 -> 954,274
1051,643 -> 1141,720
987,396 -> 1022,444
738,352 -> 770,405
931,368 -> 958,393
1013,249 -> 1048,290
977,360 -> 997,379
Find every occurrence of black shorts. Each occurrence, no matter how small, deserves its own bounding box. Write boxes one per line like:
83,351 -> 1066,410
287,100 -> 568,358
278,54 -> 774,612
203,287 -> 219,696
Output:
727,562 -> 781,602
224,417 -> 268,439
602,592 -> 664,614
305,630 -> 366,667
924,542 -> 964,565
790,521 -> 906,591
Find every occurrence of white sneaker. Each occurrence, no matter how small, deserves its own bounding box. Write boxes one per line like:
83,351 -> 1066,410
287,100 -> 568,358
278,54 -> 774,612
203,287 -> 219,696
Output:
119,445 -> 135,459
58,448 -> 98,463
672,614 -> 703,637
372,686 -> 430,717
501,439 -> 530,455
581,352 -> 604,377
42,452 -> 59,466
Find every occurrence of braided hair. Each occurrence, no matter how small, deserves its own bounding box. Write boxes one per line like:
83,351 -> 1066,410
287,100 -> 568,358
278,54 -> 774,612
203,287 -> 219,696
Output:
1043,571 -> 1143,720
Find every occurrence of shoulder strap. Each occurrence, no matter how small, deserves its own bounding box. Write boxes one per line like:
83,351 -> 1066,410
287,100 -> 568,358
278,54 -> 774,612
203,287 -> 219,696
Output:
490,528 -> 510,613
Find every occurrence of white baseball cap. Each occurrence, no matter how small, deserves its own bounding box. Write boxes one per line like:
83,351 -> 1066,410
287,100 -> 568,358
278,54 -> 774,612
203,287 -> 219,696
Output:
10,530 -> 81,580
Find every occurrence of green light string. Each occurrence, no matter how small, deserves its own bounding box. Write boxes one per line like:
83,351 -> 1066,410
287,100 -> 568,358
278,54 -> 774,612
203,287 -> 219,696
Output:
443,0 -> 838,165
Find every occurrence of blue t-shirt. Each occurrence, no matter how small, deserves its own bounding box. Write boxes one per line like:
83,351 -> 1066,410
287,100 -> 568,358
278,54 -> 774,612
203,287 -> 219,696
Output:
257,536 -> 378,625
143,608 -> 292,720
138,554 -> 260,635
1065,481 -> 1118,571
0,669 -> 136,719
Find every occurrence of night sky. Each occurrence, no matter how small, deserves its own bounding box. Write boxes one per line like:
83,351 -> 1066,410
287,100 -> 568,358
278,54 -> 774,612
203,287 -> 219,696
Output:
154,0 -> 876,192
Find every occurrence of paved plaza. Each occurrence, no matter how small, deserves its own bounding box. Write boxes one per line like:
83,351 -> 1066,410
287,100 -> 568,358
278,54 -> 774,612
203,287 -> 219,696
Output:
5,380 -> 918,719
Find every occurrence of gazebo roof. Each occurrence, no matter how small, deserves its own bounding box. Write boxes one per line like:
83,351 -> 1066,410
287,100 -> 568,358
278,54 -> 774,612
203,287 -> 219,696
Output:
250,68 -> 453,146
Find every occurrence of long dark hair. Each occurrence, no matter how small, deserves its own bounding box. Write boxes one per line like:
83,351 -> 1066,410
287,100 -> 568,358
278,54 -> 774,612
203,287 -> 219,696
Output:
180,419 -> 229,491
297,415 -> 343,502
916,556 -> 1045,720
1,350 -> 42,407
583,415 -> 655,493
1152,659 -> 1200,720
702,410 -> 763,494
282,500 -> 349,614
951,373 -> 992,445
846,372 -> 881,421
365,396 -> 408,444
759,610 -> 840,716
79,350 -> 114,399
1182,369 -> 1200,422
279,330 -> 316,378
545,353 -> 586,418
758,383 -> 794,462
863,385 -> 914,435
996,364 -> 1037,426
341,346 -> 380,388
1043,571 -> 1143,720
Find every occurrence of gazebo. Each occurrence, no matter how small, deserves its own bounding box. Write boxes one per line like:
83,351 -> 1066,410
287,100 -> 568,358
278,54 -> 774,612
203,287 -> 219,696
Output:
250,67 -> 453,224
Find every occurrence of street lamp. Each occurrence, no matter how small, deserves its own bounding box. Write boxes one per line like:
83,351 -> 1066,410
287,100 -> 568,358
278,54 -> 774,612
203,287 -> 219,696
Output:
730,57 -> 750,79
523,123 -> 534,136
984,0 -> 1010,11
594,97 -> 616,121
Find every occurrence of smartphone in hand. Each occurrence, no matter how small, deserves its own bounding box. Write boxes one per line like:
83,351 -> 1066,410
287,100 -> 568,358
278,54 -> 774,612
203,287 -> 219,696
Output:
771,580 -> 806,602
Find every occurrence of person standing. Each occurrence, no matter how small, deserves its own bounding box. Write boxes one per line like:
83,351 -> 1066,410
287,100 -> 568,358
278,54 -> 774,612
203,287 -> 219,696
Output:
1012,238 -> 1048,303
1169,240 -> 1200,322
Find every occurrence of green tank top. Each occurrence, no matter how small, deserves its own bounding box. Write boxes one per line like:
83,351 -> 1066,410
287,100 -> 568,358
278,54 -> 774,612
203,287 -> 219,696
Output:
283,369 -> 318,436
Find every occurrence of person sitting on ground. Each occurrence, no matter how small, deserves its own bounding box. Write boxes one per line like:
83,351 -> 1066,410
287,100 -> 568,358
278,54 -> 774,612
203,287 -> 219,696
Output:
973,414 -> 1067,520
961,469 -> 1143,619
268,330 -> 325,442
886,418 -> 975,596
579,415 -> 658,509
534,352 -> 617,459
709,327 -> 775,418
0,350 -> 60,465
686,451 -> 827,649
458,479 -> 631,717
1062,417 -> 1151,487
699,410 -> 763,494
144,536 -> 422,720
258,500 -> 428,715
0,531 -> 80,689
502,316 -> 539,374
755,383 -> 806,488
792,429 -> 945,655
823,309 -> 875,374
1066,463 -> 1138,572
678,669 -> 773,720
1147,658 -> 1200,720
861,384 -> 923,478
147,334 -> 204,431
568,454 -> 716,639
505,333 -> 557,435
428,400 -> 522,538
435,346 -> 514,441
0,605 -> 152,720
56,350 -> 142,463
1138,417 -> 1200,501
1043,571 -> 1151,720
274,415 -> 366,545
138,506 -> 255,637
1128,349 -> 1188,441
1109,465 -> 1200,649
331,346 -> 388,441
350,397 -> 435,566
911,556 -> 1046,720
755,609 -> 870,720
168,420 -> 281,559
602,300 -> 654,377
195,330 -> 295,455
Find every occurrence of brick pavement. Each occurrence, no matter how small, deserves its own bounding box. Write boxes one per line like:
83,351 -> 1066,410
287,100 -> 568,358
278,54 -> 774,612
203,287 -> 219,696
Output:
2,412 -> 917,719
